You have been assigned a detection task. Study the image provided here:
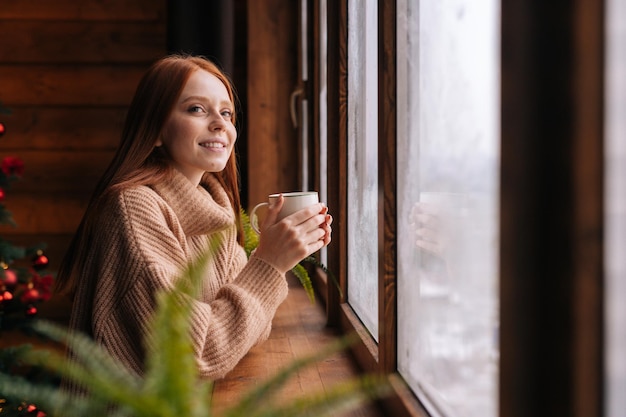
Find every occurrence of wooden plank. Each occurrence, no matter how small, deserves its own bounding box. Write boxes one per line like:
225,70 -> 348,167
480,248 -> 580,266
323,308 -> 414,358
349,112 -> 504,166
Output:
0,65 -> 146,106
0,194 -> 88,234
0,0 -> 165,21
500,1 -> 604,416
378,0 -> 398,375
246,0 -> 299,211
0,107 -> 125,150
212,275 -> 383,416
0,21 -> 165,64
0,150 -> 112,193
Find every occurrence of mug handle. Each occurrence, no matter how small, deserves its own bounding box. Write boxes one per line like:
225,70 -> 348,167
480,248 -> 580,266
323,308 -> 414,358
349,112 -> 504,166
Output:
249,202 -> 269,234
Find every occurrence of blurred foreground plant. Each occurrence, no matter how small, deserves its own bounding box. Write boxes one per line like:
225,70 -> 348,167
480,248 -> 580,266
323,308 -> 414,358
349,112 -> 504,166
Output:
0,243 -> 388,417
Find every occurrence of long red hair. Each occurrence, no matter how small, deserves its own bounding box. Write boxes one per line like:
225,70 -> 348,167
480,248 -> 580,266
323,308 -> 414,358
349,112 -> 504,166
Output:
54,54 -> 242,297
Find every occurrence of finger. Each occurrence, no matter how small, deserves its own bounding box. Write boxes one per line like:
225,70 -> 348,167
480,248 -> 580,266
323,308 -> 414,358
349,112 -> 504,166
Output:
307,237 -> 326,254
415,239 -> 444,256
261,194 -> 284,230
301,213 -> 328,232
321,224 -> 332,246
285,203 -> 327,225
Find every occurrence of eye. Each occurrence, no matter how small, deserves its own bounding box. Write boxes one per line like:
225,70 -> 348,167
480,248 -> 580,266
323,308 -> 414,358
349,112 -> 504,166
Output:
221,109 -> 234,119
188,105 -> 205,113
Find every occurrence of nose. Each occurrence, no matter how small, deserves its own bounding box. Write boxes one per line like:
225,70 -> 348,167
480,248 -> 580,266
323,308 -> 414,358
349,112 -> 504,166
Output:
208,111 -> 226,131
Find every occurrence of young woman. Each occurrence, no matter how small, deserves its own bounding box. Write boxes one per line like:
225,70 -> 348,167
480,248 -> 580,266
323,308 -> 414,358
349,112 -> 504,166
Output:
53,54 -> 332,380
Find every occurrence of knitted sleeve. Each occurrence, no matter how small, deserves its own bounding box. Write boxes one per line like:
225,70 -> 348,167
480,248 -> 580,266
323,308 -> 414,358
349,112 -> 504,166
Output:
90,187 -> 288,380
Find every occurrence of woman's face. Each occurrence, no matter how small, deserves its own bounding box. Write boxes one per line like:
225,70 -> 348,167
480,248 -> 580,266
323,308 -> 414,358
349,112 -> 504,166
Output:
157,69 -> 237,185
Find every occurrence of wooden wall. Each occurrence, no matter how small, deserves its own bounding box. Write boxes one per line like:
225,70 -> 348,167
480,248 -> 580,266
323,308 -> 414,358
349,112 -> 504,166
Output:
0,0 -> 298,320
0,0 -> 166,319
246,0 -> 299,210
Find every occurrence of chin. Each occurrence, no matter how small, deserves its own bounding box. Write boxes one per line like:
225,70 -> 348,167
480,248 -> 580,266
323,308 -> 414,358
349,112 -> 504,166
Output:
205,163 -> 228,173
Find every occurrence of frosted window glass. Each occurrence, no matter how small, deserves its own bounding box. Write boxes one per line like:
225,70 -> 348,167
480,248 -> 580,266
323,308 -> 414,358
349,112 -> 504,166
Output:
347,0 -> 379,341
605,0 -> 626,414
396,1 -> 500,416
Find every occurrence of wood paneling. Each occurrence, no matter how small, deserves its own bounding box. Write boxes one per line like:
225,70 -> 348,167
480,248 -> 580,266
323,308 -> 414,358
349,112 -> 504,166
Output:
0,0 -> 166,322
0,0 -> 164,21
0,194 -> 87,235
0,151 -> 113,193
0,66 -> 145,106
0,21 -> 165,64
246,0 -> 298,210
0,107 -> 125,150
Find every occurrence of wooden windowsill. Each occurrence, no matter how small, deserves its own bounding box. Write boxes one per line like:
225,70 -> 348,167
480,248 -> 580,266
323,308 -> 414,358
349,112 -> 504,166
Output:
211,273 -> 384,416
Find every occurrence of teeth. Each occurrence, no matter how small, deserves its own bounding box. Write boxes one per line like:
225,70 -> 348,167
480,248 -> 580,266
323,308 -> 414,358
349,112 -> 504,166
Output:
200,142 -> 224,148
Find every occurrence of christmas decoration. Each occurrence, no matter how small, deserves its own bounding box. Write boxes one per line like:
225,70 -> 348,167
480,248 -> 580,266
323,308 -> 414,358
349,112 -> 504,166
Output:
0,102 -> 54,332
0,102 -> 55,416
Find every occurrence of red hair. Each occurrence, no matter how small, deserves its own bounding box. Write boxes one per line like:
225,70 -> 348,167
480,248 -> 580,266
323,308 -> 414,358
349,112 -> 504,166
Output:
54,54 -> 242,296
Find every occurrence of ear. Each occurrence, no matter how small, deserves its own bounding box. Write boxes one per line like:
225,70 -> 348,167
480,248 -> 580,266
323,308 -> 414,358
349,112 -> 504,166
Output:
154,138 -> 163,147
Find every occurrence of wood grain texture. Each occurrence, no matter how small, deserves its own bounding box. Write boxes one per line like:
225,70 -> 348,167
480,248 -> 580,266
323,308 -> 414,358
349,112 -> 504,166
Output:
0,150 -> 112,193
0,0 -> 166,326
572,0 -> 604,415
500,1 -> 604,416
0,21 -> 165,64
0,194 -> 89,234
0,107 -> 125,150
325,0 -> 348,327
0,66 -> 146,106
378,0 -> 397,375
245,0 -> 298,210
211,274 -> 384,417
0,0 -> 164,21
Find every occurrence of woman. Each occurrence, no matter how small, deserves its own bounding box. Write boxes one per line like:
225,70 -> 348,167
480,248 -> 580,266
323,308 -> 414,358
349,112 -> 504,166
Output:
53,54 -> 332,380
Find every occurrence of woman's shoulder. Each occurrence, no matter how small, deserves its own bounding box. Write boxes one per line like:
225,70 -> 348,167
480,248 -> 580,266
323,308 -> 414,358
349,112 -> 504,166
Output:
99,184 -> 172,221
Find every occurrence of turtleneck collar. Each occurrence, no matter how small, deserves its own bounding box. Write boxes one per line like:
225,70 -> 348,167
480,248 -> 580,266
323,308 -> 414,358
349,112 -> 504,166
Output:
151,170 -> 235,236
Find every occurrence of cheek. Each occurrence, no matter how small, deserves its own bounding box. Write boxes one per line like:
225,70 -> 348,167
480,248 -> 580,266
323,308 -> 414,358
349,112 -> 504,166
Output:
229,125 -> 238,144
161,119 -> 191,147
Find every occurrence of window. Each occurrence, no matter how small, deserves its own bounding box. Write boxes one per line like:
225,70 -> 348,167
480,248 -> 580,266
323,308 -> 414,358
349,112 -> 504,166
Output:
396,1 -> 500,415
309,1 -> 607,416
346,0 -> 379,341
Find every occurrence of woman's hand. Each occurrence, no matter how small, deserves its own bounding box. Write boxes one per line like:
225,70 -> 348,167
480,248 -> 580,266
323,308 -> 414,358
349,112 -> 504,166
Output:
409,201 -> 447,257
253,195 -> 332,274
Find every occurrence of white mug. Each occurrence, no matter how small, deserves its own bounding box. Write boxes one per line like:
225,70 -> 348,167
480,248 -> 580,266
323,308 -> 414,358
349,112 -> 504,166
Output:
250,191 -> 319,234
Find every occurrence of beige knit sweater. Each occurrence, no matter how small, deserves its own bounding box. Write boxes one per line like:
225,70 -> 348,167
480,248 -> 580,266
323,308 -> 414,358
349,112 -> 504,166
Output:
68,170 -> 288,380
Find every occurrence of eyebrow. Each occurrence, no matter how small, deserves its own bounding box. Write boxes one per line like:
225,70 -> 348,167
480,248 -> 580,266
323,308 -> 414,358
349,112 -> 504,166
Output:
180,95 -> 232,107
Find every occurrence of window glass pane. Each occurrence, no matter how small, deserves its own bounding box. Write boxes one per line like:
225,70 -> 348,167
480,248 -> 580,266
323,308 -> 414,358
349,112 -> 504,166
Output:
606,0 -> 626,414
396,1 -> 500,415
347,0 -> 379,341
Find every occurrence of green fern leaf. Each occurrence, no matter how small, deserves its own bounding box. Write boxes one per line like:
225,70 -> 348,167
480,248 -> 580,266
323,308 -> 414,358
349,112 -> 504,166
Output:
290,263 -> 315,304
142,246 -> 215,417
302,256 -> 343,299
241,208 -> 259,257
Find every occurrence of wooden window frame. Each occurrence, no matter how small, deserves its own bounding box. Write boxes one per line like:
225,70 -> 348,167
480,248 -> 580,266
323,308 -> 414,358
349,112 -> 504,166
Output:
317,0 -> 428,415
310,0 -> 605,416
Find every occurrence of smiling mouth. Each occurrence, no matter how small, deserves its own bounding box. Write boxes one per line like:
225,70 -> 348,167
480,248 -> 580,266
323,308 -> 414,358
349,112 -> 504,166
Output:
199,142 -> 225,148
